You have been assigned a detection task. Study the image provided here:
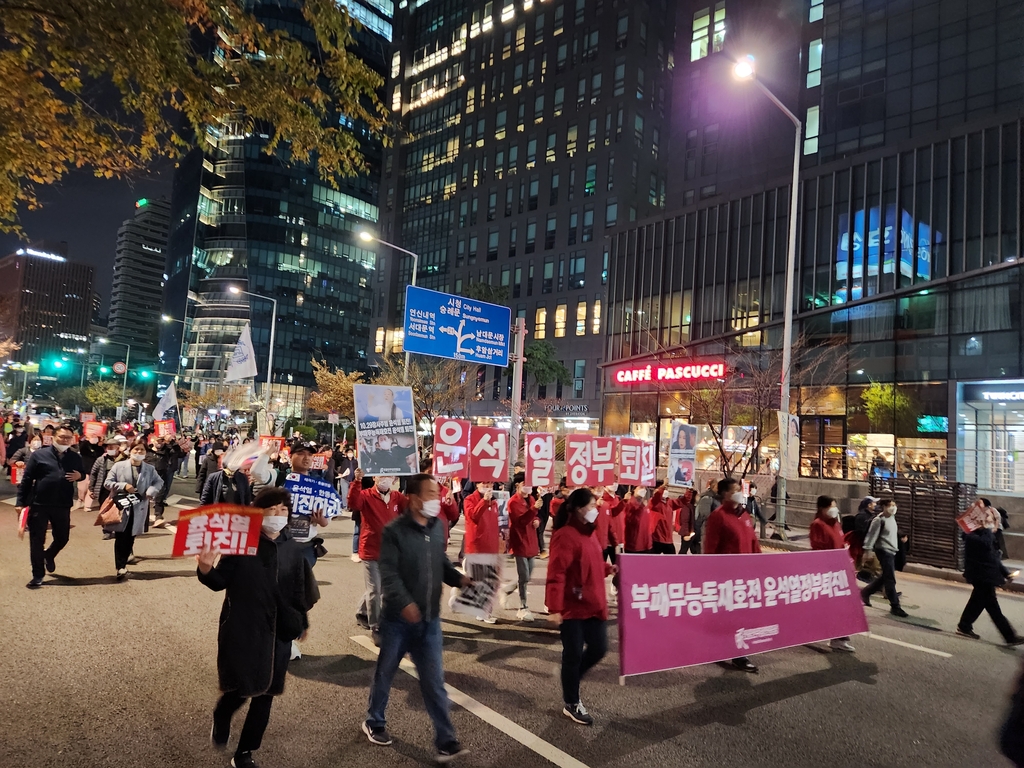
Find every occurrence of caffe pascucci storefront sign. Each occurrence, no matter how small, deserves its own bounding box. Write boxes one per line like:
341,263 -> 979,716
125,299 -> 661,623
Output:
610,360 -> 728,386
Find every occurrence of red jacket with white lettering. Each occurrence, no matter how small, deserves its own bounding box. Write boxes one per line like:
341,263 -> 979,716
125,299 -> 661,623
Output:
463,489 -> 499,554
545,517 -> 613,620
809,511 -> 845,551
624,496 -> 653,552
348,483 -> 405,561
507,491 -> 539,558
703,504 -> 761,555
597,490 -> 623,549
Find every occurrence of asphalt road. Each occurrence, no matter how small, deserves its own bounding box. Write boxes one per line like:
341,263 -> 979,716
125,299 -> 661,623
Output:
1,475 -> 1022,768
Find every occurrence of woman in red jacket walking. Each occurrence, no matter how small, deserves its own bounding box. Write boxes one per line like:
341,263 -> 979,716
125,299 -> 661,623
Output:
462,482 -> 500,623
648,484 -> 676,554
545,488 -> 615,726
810,495 -> 856,653
502,473 -> 540,620
623,486 -> 653,554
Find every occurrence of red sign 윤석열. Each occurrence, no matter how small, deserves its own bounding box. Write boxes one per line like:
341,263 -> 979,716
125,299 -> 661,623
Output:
171,504 -> 263,558
524,432 -> 555,487
613,361 -> 727,385
617,549 -> 868,677
433,418 -> 471,477
468,426 -> 509,483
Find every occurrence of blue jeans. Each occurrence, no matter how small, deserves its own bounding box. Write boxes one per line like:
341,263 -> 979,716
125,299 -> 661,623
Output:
367,616 -> 456,749
352,519 -> 360,554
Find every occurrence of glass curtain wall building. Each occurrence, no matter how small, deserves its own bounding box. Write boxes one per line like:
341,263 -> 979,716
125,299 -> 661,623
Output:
160,0 -> 389,420
603,0 -> 1024,494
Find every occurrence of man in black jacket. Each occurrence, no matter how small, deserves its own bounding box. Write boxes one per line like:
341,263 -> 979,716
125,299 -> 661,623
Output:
362,473 -> 471,764
957,504 -> 1024,646
18,424 -> 85,588
145,435 -> 183,527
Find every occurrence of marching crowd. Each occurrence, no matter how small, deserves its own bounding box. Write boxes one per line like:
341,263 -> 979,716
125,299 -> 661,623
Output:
9,411 -> 1024,766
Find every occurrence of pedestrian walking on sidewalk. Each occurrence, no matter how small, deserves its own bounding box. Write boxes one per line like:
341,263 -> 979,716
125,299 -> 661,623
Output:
957,505 -> 1024,645
363,474 -> 471,764
349,470 -> 405,639
502,473 -> 539,620
104,442 -> 163,580
18,424 -> 84,588
860,497 -> 909,617
810,495 -> 856,652
546,487 -> 616,726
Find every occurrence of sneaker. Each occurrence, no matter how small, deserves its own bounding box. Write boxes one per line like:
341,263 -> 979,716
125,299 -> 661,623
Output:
290,639 -> 301,660
436,741 -> 470,764
538,551 -> 549,560
956,625 -> 980,640
732,658 -> 759,673
355,614 -> 371,630
116,568 -> 128,581
1007,636 -> 1024,647
102,531 -> 114,540
371,628 -> 381,647
562,702 -> 594,725
499,589 -> 511,610
231,752 -> 258,768
517,608 -> 535,621
126,555 -> 137,565
829,639 -> 855,652
153,518 -> 166,528
211,717 -> 230,750
361,720 -> 393,746
26,577 -> 43,589
890,607 -> 910,618
43,552 -> 55,573
149,514 -> 156,525
477,615 -> 497,624
351,553 -> 361,563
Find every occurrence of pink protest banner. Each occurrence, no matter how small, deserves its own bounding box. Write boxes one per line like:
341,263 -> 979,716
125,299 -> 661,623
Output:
154,419 -> 176,437
618,549 -> 868,677
618,438 -> 657,487
171,504 -> 263,558
433,418 -> 471,477
564,434 -> 594,486
524,432 -> 555,487
469,426 -> 509,482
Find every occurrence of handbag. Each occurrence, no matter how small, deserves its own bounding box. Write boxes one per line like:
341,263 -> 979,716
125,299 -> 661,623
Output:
94,496 -> 123,527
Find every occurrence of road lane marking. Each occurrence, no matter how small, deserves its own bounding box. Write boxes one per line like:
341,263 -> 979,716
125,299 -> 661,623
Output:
863,632 -> 952,658
350,634 -> 590,768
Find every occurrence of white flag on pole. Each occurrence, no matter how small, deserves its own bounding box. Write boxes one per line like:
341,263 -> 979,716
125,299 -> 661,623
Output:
225,323 -> 259,382
152,381 -> 179,421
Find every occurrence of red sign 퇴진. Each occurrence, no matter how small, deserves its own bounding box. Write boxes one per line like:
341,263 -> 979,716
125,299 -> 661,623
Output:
614,361 -> 727,385
433,418 -> 471,477
171,504 -> 263,558
618,437 -> 657,487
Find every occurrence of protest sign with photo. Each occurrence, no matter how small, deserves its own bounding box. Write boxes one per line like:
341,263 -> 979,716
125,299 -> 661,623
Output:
354,384 -> 418,476
957,499 -> 991,534
524,432 -> 556,487
667,421 -> 698,488
469,426 -> 509,483
433,418 -> 472,477
449,553 -> 503,619
171,505 -> 262,558
154,419 -> 177,437
82,421 -> 108,440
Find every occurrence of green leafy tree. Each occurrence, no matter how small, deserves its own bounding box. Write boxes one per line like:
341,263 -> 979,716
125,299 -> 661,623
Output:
860,382 -> 918,435
0,0 -> 387,231
51,387 -> 89,411
85,381 -> 122,415
523,340 -> 572,389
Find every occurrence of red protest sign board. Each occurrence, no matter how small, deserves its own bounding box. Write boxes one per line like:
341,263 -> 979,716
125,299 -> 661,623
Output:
433,418 -> 471,477
618,437 -> 657,487
524,432 -> 555,487
565,435 -> 616,486
154,419 -> 176,437
311,452 -> 331,471
82,421 -> 108,440
468,426 -> 508,483
11,464 -> 22,486
957,499 -> 991,534
80,412 -> 96,423
258,435 -> 286,453
171,504 -> 263,558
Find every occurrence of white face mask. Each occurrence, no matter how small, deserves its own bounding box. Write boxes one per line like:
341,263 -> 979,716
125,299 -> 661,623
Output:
885,504 -> 897,517
421,499 -> 441,518
261,516 -> 288,534
583,507 -> 599,524
827,506 -> 840,519
30,441 -> 41,449
130,453 -> 146,464
634,487 -> 647,500
606,484 -> 617,493
521,486 -> 533,496
106,449 -> 118,457
377,479 -> 393,494
730,491 -> 745,505
53,442 -> 70,453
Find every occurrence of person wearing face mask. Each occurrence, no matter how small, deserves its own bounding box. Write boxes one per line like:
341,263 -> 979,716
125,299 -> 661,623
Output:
76,434 -> 103,511
703,477 -> 761,673
103,441 -> 164,580
545,488 -> 617,726
198,487 -> 318,768
596,484 -> 625,564
692,479 -> 720,554
196,441 -> 226,495
363,474 -> 472,762
501,473 -> 540,621
675,488 -> 698,555
810,495 -> 856,652
957,505 -> 1024,645
648,483 -> 676,555
90,437 -> 125,510
9,434 -> 41,468
349,469 -> 406,641
861,497 -> 909,617
17,424 -> 85,588
7,423 -> 27,474
623,485 -> 653,554
461,480 -> 501,623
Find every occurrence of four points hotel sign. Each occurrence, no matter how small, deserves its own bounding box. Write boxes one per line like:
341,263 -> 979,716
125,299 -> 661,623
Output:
404,285 -> 511,366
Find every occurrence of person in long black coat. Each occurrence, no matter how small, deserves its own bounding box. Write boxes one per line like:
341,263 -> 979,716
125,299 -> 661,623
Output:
957,507 -> 1024,646
197,487 -> 318,768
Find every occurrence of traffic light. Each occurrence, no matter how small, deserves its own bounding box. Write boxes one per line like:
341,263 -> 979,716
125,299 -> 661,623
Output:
138,369 -> 152,379
98,366 -> 111,375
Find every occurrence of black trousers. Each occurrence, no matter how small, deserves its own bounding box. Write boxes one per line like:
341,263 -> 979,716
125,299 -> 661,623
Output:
603,546 -> 617,565
559,618 -> 607,706
862,550 -> 901,609
28,505 -> 71,580
536,509 -> 550,553
113,509 -> 135,570
652,541 -> 676,555
678,536 -> 700,554
960,584 -> 1016,642
214,691 -> 274,756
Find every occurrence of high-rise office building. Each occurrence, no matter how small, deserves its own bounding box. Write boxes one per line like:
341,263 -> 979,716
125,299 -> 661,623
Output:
603,0 -> 1024,497
373,0 -> 677,432
107,197 -> 171,368
0,243 -> 94,365
160,0 -> 391,418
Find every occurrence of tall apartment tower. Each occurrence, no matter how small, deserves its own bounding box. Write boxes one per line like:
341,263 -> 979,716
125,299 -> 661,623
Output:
160,0 -> 391,419
107,197 -> 171,368
373,0 -> 677,430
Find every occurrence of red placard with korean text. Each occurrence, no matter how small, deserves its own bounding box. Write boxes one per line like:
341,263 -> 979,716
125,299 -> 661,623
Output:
433,418 -> 471,477
957,499 -> 990,534
524,432 -> 555,487
618,438 -> 657,487
82,421 -> 108,440
80,412 -> 96,423
565,435 -> 618,486
310,452 -> 331,471
468,426 -> 509,483
171,504 -> 263,557
11,464 -> 22,486
154,419 -> 177,437
258,435 -> 286,453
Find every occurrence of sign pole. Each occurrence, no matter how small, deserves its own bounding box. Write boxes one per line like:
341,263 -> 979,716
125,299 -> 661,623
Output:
509,317 -> 526,471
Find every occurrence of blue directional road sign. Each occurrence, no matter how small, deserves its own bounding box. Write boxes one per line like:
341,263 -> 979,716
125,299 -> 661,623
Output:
404,285 -> 511,367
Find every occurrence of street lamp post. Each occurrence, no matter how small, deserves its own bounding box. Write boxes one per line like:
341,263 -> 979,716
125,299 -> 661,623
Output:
359,231 -> 420,384
99,339 -> 132,419
734,56 -> 802,537
228,286 -> 277,406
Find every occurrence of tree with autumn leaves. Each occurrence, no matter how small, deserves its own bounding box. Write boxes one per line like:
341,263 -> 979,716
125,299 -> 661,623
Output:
0,0 -> 387,231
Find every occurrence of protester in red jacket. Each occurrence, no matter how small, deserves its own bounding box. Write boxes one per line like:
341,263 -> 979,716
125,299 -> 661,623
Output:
438,482 -> 460,547
810,495 -> 856,653
623,486 -> 653,553
463,484 -> 499,554
703,477 -> 762,673
648,485 -> 676,554
674,488 -> 698,554
545,487 -> 615,727
349,470 -> 405,637
502,473 -> 540,620
596,486 -> 624,562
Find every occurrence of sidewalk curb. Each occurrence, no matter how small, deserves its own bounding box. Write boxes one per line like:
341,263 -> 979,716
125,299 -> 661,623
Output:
759,538 -> 1024,594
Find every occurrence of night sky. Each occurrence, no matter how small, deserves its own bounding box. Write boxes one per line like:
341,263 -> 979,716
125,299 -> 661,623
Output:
0,167 -> 174,314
